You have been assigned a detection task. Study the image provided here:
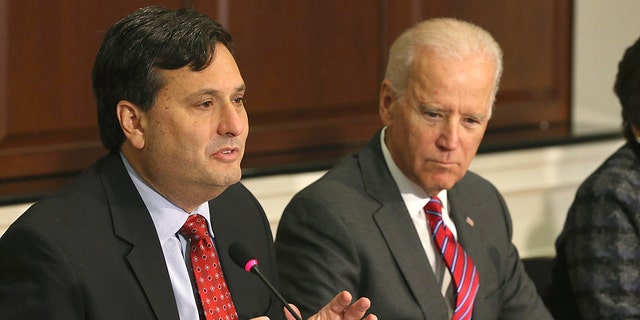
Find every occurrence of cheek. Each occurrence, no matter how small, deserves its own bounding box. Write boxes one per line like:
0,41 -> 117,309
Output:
459,134 -> 484,163
409,126 -> 436,149
177,118 -> 212,142
462,129 -> 485,149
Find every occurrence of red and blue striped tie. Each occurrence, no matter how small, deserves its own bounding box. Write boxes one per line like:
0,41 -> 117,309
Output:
425,197 -> 479,320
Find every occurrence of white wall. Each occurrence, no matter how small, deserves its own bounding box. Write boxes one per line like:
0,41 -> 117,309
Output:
572,0 -> 640,134
0,0 -> 636,259
468,139 -> 624,257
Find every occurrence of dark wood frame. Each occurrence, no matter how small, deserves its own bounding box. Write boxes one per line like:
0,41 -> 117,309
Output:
0,0 -> 573,202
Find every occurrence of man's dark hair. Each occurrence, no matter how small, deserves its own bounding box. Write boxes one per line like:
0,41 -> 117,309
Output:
92,6 -> 233,151
615,35 -> 640,144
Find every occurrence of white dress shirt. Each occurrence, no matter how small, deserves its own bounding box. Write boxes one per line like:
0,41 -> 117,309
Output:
121,153 -> 212,320
380,127 -> 458,313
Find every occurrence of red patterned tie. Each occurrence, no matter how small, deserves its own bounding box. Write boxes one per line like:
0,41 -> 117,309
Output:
425,197 -> 479,320
180,214 -> 238,320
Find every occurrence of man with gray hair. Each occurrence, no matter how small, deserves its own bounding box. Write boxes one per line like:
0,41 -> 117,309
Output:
275,18 -> 552,320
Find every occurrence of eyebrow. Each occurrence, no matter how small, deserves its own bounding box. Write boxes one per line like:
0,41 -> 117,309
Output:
185,84 -> 247,100
418,103 -> 443,112
420,104 -> 489,121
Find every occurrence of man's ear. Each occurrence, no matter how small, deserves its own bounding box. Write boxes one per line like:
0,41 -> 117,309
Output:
379,79 -> 396,126
117,100 -> 145,150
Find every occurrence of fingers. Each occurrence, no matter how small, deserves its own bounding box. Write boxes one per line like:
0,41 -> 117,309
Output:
325,291 -> 375,320
342,296 -> 373,320
309,291 -> 376,320
327,291 -> 353,314
284,304 -> 301,320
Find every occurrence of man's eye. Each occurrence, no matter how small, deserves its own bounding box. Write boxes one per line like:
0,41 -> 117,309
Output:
464,117 -> 480,125
199,101 -> 214,108
232,97 -> 244,104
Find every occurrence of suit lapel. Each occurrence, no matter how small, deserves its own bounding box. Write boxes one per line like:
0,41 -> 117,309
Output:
99,153 -> 180,320
360,132 -> 450,320
374,207 -> 451,320
447,187 -> 486,257
448,182 -> 490,318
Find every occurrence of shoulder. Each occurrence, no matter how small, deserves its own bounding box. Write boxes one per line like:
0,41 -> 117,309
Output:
12,161 -> 107,230
217,182 -> 254,199
559,144 -> 640,241
453,170 -> 502,200
289,158 -> 383,216
576,144 -> 640,199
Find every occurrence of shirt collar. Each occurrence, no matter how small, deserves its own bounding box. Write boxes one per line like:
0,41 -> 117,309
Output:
380,127 -> 449,219
119,152 -> 212,245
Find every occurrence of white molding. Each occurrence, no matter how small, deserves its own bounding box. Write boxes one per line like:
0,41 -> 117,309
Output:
470,138 -> 625,257
0,138 -> 627,259
470,139 -> 625,192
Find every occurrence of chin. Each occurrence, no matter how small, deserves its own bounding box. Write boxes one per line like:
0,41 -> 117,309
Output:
203,168 -> 241,187
231,168 -> 244,182
222,170 -> 242,185
422,177 -> 456,193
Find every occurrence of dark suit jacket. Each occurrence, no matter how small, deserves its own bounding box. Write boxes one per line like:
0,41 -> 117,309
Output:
275,130 -> 552,320
0,152 -> 282,320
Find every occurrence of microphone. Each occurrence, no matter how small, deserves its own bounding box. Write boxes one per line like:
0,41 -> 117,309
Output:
228,242 -> 303,320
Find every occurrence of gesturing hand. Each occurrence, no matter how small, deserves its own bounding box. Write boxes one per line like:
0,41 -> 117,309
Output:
284,291 -> 377,320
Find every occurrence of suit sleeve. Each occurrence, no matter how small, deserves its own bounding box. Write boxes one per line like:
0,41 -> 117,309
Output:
275,191 -> 361,319
0,223 -> 84,320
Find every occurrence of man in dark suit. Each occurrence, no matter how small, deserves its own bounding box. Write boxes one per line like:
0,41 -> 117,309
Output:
275,18 -> 552,320
0,6 -> 376,320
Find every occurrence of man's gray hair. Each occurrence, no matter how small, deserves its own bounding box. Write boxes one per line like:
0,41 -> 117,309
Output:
385,18 -> 503,109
